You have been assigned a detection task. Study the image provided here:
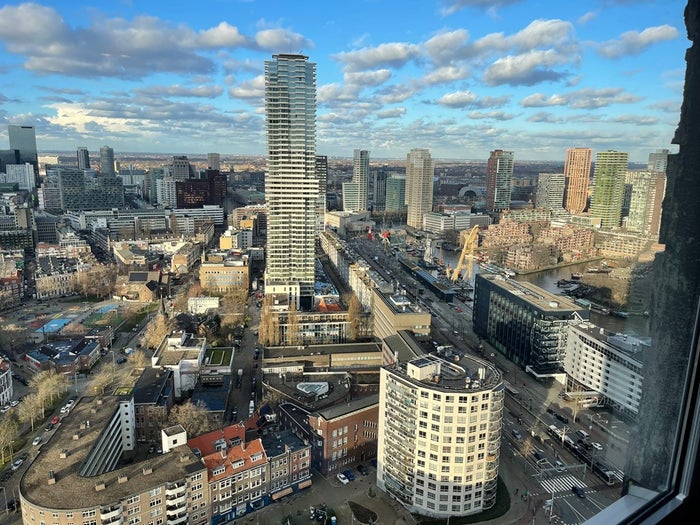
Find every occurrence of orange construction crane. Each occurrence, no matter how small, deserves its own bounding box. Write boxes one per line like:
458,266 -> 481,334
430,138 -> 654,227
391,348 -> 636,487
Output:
451,225 -> 480,282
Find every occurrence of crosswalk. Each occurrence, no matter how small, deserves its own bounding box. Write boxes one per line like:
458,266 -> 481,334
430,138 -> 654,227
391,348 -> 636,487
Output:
538,474 -> 588,495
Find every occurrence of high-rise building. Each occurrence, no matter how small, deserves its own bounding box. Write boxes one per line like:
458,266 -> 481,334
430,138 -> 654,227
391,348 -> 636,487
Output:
343,149 -> 369,212
377,331 -> 504,518
563,147 -> 592,214
405,148 -> 434,228
315,155 -> 328,233
8,125 -> 38,183
385,174 -> 406,212
624,170 -> 666,237
590,150 -> 629,230
264,54 -> 318,310
535,173 -> 565,211
207,152 -> 221,171
485,149 -> 514,213
372,170 -> 388,211
57,168 -> 124,211
77,147 -> 90,170
172,156 -> 192,181
99,145 -> 115,176
648,148 -> 669,173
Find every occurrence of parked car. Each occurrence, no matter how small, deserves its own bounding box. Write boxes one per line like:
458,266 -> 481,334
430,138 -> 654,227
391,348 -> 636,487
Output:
51,416 -> 60,425
357,464 -> 369,476
44,424 -> 54,432
342,469 -> 355,481
11,458 -> 23,471
65,399 -> 75,407
116,357 -> 127,364
32,436 -> 42,446
336,473 -> 349,485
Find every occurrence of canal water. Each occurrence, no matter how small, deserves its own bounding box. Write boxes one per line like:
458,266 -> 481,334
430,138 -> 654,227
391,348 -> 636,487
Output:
434,245 -> 650,339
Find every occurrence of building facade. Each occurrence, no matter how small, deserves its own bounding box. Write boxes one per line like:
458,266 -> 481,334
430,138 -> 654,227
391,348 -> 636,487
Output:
590,150 -> 629,230
77,147 -> 91,170
472,273 -> 587,374
564,322 -> 646,418
624,170 -> 666,237
343,149 -> 369,212
264,53 -> 318,310
563,147 -> 592,214
372,288 -> 431,340
385,174 -> 407,212
406,149 -> 434,229
485,149 -> 514,213
100,145 -> 115,176
377,345 -> 504,518
535,173 -> 565,211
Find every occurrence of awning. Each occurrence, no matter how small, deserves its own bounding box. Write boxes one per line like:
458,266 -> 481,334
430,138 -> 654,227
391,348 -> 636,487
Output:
297,479 -> 313,489
271,487 -> 293,500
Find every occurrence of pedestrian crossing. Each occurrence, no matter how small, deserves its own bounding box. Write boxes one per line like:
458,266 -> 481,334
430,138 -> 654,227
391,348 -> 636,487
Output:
538,474 -> 587,495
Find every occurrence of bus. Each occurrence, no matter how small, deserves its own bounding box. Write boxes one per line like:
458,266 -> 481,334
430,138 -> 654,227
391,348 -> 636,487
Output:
504,380 -> 520,398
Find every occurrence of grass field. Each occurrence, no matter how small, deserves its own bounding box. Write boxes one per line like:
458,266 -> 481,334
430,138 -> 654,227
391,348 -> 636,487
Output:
205,347 -> 233,366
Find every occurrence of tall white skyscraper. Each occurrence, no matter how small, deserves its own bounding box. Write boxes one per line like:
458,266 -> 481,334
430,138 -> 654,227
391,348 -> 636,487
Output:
100,145 -> 115,176
265,54 -> 318,310
343,149 -> 369,212
405,148 -> 434,229
486,149 -> 514,213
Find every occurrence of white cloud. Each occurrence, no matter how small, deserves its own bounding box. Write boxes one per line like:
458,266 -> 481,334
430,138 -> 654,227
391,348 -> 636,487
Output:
522,87 -> 641,109
195,22 -> 247,48
136,85 -> 223,98
483,49 -> 569,86
333,42 -> 420,71
254,28 -> 311,51
467,111 -> 515,120
420,66 -> 470,86
437,91 -> 479,107
577,11 -> 598,25
440,0 -> 522,16
597,25 -> 679,59
376,108 -> 407,119
344,69 -> 392,87
228,75 -> 265,100
521,93 -> 567,107
422,29 -> 470,65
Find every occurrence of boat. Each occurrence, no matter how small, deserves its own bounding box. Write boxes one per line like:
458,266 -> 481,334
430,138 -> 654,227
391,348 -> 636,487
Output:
611,310 -> 630,318
557,279 -> 573,287
571,272 -> 583,280
587,267 -> 612,274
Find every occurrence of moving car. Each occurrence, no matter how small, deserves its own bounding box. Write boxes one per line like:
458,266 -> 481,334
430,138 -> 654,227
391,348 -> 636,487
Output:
11,458 -> 23,470
51,415 -> 60,425
572,485 -> 586,498
336,473 -> 349,485
32,436 -> 42,446
591,441 -> 603,450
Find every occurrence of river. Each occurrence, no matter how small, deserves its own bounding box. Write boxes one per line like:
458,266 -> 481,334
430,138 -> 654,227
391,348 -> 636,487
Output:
433,244 -> 650,339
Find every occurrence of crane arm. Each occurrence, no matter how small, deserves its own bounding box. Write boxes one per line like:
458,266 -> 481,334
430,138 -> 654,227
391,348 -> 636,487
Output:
451,226 -> 480,282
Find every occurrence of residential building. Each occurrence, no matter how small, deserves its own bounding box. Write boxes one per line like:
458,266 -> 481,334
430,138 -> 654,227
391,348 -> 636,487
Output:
563,147 -> 592,214
133,367 -> 176,443
485,149 -> 514,213
264,54 -> 318,310
176,170 -> 227,208
77,146 -> 91,170
472,273 -> 588,373
151,330 -> 207,398
535,173 -> 565,211
0,358 -> 12,406
624,170 -> 666,237
156,176 -> 177,207
406,148 -> 434,228
315,155 -> 328,233
343,149 -> 369,212
590,150 -> 629,230
377,331 -> 504,518
565,322 -> 647,419
199,252 -> 250,293
56,167 -> 125,211
385,174 -> 407,212
648,148 -> 669,173
19,396 -> 209,525
172,155 -> 193,181
99,145 -> 115,176
2,162 -> 36,190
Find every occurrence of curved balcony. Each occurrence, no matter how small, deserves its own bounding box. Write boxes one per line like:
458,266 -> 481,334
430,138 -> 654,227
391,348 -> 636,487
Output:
166,513 -> 189,525
166,494 -> 188,510
100,505 -> 122,521
165,482 -> 187,497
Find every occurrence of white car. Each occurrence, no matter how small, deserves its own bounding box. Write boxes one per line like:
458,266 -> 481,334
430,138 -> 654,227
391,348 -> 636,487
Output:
65,399 -> 75,407
10,400 -> 19,407
60,405 -> 70,414
1,405 -> 10,413
336,473 -> 349,485
11,458 -> 23,470
32,436 -> 42,446
591,441 -> 603,450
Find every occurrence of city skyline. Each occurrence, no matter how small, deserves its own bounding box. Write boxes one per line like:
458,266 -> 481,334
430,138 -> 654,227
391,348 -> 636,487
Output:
0,0 -> 686,162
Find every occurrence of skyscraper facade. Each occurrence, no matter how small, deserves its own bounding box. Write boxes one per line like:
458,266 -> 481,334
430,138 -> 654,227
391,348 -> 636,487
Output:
343,149 -> 369,212
8,125 -> 38,183
100,145 -> 115,176
485,149 -> 514,213
373,170 -> 388,211
624,170 -> 666,237
405,148 -> 434,229
385,174 -> 406,212
207,152 -> 221,171
563,147 -> 593,214
265,54 -> 318,310
535,173 -> 565,211
648,149 -> 669,173
590,150 -> 629,230
77,147 -> 90,170
315,155 -> 328,234
172,156 -> 192,181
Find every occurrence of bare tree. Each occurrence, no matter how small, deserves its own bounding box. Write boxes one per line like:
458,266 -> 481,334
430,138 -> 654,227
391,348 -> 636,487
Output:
347,293 -> 362,341
143,313 -> 171,349
167,400 -> 213,438
0,418 -> 19,463
0,323 -> 31,354
91,368 -> 114,396
286,302 -> 300,346
129,349 -> 148,369
17,393 -> 43,432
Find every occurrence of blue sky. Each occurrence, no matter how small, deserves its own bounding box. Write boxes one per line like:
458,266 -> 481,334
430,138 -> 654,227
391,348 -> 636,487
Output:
0,0 -> 687,162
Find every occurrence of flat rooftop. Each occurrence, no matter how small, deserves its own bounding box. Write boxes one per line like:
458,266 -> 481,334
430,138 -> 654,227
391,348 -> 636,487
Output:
20,395 -> 203,510
478,273 -> 582,313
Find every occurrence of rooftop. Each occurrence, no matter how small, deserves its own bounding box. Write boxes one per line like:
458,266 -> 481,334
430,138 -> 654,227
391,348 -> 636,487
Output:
477,273 -> 583,313
20,395 -> 204,510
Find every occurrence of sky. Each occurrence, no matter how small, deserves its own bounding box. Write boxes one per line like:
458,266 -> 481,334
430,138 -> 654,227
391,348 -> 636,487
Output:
0,0 -> 688,162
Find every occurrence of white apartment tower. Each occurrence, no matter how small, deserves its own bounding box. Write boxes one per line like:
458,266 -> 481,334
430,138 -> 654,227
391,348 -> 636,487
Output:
377,351 -> 503,518
265,54 -> 318,310
405,148 -> 434,229
343,149 -> 369,212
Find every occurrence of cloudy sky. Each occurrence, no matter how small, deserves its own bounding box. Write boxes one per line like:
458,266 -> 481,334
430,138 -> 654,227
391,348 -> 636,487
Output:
0,0 -> 686,162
